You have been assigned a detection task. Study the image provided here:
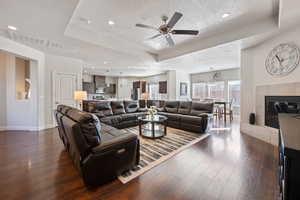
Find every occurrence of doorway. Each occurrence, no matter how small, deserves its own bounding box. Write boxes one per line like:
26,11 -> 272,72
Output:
52,71 -> 78,125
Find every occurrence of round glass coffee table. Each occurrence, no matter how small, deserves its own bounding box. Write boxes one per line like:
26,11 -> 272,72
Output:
138,115 -> 168,139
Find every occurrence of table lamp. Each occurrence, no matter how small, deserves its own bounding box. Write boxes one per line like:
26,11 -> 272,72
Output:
141,92 -> 149,108
141,92 -> 149,100
74,91 -> 87,110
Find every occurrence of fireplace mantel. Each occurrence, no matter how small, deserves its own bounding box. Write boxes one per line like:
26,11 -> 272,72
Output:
241,82 -> 300,146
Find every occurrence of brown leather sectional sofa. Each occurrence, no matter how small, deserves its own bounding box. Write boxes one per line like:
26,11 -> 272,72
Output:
158,101 -> 213,133
55,100 -> 213,186
83,100 -> 213,133
54,105 -> 139,186
83,100 -> 148,129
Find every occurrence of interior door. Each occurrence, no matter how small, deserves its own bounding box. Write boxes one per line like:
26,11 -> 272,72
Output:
53,72 -> 77,109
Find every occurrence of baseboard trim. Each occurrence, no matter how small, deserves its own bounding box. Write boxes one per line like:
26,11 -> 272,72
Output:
38,124 -> 56,131
0,126 -> 39,131
0,124 -> 56,131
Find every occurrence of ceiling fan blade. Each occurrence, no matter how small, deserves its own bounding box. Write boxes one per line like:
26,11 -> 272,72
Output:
167,12 -> 183,29
165,35 -> 175,47
136,23 -> 158,31
171,30 -> 199,35
147,34 -> 162,40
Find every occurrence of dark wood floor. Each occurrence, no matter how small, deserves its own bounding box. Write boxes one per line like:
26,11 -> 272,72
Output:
0,119 -> 279,200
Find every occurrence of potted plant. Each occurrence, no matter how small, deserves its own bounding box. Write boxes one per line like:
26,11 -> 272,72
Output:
148,106 -> 158,119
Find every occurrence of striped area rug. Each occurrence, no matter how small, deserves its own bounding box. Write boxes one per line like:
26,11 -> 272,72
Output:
118,126 -> 209,184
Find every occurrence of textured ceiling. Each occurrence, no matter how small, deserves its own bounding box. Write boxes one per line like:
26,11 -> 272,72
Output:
66,0 -> 249,52
0,0 -> 289,76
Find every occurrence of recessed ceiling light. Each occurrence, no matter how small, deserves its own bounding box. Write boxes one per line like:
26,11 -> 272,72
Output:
222,13 -> 230,18
108,20 -> 115,25
79,17 -> 92,24
8,25 -> 17,31
104,61 -> 108,64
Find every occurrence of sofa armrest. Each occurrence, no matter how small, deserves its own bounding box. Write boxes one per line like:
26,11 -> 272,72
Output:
138,108 -> 148,112
93,112 -> 105,119
84,135 -> 101,147
156,107 -> 165,112
196,113 -> 210,133
197,113 -> 212,118
92,132 -> 137,153
82,134 -> 139,186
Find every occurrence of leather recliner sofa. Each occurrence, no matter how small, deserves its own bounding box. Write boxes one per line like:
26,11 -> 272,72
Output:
83,100 -> 147,129
54,105 -> 139,186
158,101 -> 214,133
83,100 -> 213,133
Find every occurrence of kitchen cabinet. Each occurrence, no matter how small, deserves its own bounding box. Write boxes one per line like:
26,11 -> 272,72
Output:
94,75 -> 106,88
104,84 -> 116,94
83,82 -> 95,94
141,81 -> 146,93
159,81 -> 167,93
133,81 -> 146,93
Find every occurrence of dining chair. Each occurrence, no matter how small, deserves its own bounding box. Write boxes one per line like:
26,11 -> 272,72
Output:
219,98 -> 234,122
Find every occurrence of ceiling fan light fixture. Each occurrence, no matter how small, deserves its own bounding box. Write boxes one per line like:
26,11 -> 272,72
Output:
108,20 -> 115,25
8,25 -> 17,31
136,11 -> 197,47
222,13 -> 231,18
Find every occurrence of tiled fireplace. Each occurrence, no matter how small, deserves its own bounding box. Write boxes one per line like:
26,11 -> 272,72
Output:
265,96 -> 300,128
241,82 -> 300,146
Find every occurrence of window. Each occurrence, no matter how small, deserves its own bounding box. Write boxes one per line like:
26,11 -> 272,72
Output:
207,82 -> 225,100
192,83 -> 207,99
149,83 -> 159,100
228,80 -> 241,106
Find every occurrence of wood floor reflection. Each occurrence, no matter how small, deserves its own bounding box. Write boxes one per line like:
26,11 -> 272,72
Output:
0,119 -> 279,200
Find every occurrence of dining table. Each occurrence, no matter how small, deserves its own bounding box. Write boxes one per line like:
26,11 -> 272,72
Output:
214,101 -> 230,123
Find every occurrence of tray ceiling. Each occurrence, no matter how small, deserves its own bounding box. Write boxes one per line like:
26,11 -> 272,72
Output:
0,0 -> 288,76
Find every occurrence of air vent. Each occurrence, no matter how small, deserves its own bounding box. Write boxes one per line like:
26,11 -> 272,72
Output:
2,30 -> 64,50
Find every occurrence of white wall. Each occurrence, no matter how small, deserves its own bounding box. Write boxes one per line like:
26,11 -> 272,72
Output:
191,68 -> 240,101
140,73 -> 167,83
0,37 -> 45,130
191,68 -> 240,83
0,52 -> 39,130
240,26 -> 300,145
176,70 -> 191,100
6,54 -> 39,130
116,77 -> 139,99
139,73 -> 168,100
44,54 -> 83,127
118,71 -> 190,101
0,37 -> 84,130
0,52 -> 7,129
241,26 -> 300,124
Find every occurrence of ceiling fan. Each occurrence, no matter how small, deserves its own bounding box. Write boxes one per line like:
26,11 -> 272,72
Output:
136,12 -> 199,47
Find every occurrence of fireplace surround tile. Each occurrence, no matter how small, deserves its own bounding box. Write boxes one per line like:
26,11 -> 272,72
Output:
241,82 -> 300,146
256,82 -> 300,126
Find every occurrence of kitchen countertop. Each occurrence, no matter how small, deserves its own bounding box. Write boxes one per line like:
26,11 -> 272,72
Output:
278,113 -> 300,154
